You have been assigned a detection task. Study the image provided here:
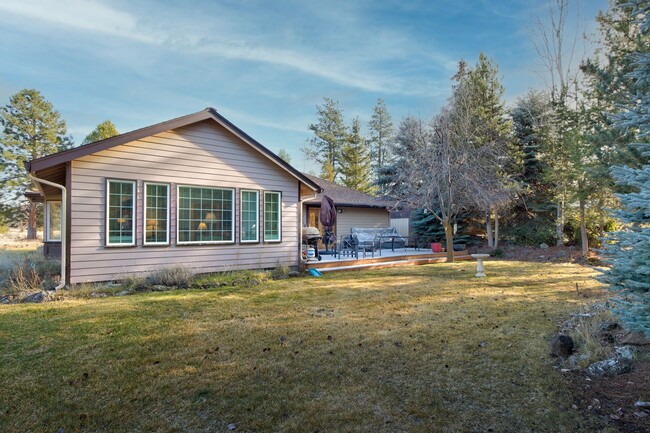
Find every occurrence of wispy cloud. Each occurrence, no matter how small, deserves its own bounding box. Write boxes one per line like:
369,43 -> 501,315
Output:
0,0 -> 450,95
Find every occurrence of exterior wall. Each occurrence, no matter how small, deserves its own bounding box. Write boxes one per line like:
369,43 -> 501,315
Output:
336,207 -> 389,238
390,217 -> 410,237
69,120 -> 300,283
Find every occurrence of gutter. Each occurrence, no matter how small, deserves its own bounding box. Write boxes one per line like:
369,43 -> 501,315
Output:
28,173 -> 67,290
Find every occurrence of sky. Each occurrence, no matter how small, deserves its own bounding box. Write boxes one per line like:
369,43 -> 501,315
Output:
0,0 -> 608,173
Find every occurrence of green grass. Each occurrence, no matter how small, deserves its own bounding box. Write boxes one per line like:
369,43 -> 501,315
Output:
0,261 -> 608,432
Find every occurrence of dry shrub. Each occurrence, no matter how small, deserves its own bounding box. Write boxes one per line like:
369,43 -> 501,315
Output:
271,261 -> 290,280
567,308 -> 613,368
145,265 -> 194,288
1,251 -> 61,295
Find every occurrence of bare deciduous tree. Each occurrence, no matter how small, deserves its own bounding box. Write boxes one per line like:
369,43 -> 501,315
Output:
388,80 -> 515,262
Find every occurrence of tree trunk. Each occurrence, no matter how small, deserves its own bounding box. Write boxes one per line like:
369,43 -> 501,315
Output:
579,197 -> 588,257
486,210 -> 494,247
444,218 -> 454,263
27,201 -> 37,240
555,200 -> 564,246
494,210 -> 500,249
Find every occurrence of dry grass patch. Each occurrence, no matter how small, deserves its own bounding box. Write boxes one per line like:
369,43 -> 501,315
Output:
0,261 -> 609,432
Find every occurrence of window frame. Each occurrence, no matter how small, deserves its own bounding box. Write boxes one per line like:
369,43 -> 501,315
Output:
45,200 -> 62,242
240,189 -> 260,244
263,191 -> 282,243
105,179 -> 136,247
143,182 -> 170,246
176,184 -> 235,245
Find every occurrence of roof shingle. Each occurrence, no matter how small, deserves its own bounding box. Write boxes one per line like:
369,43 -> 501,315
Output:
303,174 -> 390,208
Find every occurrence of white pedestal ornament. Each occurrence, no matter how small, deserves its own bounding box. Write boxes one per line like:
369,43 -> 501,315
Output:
470,253 -> 490,278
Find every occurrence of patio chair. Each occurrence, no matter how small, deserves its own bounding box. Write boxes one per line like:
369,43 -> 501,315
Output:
338,234 -> 360,259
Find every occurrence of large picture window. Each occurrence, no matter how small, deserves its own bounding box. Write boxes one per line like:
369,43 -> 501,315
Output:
264,191 -> 281,242
178,186 -> 234,244
240,190 -> 259,243
144,183 -> 169,245
45,201 -> 61,241
106,179 -> 135,246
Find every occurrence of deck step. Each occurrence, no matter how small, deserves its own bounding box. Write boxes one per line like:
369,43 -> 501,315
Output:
311,253 -> 473,273
307,251 -> 470,269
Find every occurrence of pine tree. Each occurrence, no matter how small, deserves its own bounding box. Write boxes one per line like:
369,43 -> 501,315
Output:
83,120 -> 119,144
303,97 -> 346,182
0,89 -> 73,236
601,0 -> 650,336
339,117 -> 374,193
367,98 -> 394,189
462,53 -> 518,247
509,90 -> 557,245
277,149 -> 292,164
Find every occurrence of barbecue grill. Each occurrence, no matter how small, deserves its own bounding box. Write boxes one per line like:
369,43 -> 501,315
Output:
302,227 -> 322,261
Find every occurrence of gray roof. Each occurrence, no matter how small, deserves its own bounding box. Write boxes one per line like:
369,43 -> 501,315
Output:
303,174 -> 391,208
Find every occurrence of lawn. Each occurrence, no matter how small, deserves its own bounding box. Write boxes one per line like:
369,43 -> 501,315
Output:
0,261 -> 608,432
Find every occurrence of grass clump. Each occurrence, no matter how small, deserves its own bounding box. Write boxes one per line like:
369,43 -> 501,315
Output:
145,265 -> 194,288
270,260 -> 290,280
0,249 -> 60,295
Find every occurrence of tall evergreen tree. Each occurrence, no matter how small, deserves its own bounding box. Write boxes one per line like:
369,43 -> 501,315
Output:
303,97 -> 346,182
367,98 -> 394,189
601,0 -> 650,336
509,90 -> 557,245
462,53 -> 517,247
0,89 -> 73,237
339,117 -> 374,193
83,120 -> 119,144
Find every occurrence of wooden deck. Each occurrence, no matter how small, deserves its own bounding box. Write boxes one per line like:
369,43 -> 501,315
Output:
305,250 -> 473,273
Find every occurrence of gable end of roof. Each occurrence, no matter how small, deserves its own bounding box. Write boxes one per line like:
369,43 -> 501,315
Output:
26,107 -> 320,192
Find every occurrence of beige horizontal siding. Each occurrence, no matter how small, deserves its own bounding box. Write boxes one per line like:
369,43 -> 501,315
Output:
336,207 -> 390,239
69,120 -> 300,284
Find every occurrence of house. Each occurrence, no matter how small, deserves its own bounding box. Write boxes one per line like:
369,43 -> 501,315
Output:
26,108 -> 321,285
302,174 -> 392,239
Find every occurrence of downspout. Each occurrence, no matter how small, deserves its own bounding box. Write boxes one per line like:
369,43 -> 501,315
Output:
29,173 -> 67,290
299,189 -> 319,264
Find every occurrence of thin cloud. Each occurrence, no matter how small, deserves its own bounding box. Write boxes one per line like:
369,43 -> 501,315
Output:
0,0 -> 442,95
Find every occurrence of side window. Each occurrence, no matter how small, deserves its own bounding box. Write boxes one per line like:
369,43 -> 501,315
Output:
106,179 -> 135,246
45,201 -> 62,241
144,183 -> 170,245
264,191 -> 281,242
240,190 -> 259,243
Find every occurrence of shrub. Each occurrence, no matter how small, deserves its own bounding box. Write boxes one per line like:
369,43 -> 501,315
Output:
0,251 -> 61,295
145,265 -> 194,288
489,248 -> 504,258
271,261 -> 289,280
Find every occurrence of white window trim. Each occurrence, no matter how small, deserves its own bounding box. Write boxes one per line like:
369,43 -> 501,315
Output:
176,184 -> 235,245
45,200 -> 62,242
264,191 -> 282,243
105,179 -> 136,247
240,189 -> 259,243
143,182 -> 170,246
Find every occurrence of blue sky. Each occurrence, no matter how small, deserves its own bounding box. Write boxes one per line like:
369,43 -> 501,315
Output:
0,0 -> 607,172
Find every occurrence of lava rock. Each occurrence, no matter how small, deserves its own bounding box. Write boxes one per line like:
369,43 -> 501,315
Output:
620,331 -> 650,346
586,357 -> 633,377
21,291 -> 51,303
615,345 -> 635,360
550,334 -> 575,357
